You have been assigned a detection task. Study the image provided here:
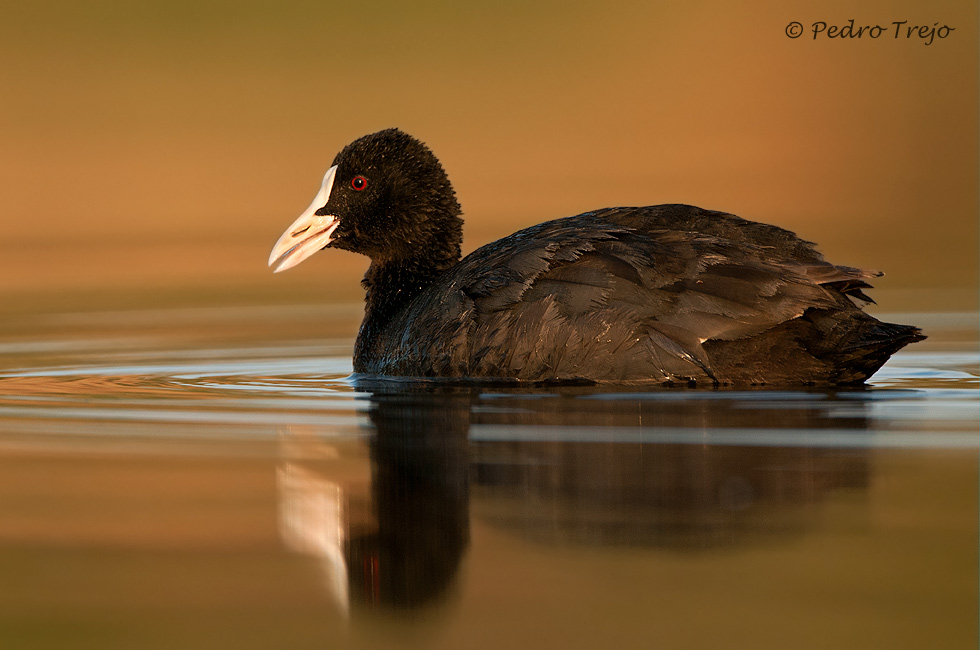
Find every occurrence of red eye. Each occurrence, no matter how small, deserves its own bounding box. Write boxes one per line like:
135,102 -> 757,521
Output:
351,176 -> 367,191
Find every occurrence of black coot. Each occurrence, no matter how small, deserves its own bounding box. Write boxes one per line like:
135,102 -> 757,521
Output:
269,128 -> 924,385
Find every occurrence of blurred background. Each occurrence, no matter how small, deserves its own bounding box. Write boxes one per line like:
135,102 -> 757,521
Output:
1,0 -> 976,316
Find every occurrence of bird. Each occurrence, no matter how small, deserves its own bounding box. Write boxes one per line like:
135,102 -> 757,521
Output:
268,128 -> 924,385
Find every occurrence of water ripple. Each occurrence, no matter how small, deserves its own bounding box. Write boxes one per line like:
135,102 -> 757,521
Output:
0,344 -> 973,450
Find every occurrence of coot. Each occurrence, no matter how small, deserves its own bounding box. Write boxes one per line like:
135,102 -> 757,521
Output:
269,129 -> 923,384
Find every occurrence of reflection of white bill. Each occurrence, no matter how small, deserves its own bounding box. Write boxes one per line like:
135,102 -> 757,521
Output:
277,461 -> 350,616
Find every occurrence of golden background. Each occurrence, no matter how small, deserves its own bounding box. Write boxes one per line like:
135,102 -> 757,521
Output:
2,0 -> 976,315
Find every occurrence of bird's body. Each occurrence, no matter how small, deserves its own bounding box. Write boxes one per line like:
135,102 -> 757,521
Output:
269,129 -> 923,385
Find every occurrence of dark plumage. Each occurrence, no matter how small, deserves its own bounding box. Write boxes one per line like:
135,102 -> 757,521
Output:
269,128 -> 924,385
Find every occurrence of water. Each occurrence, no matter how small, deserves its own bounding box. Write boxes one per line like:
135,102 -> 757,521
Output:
0,305 -> 976,649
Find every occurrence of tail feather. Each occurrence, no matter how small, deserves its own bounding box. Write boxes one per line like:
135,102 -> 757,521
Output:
829,320 -> 926,384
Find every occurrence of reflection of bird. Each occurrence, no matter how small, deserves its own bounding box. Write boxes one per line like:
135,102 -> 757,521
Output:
276,392 -> 471,614
269,128 -> 924,384
471,439 -> 870,550
350,392 -> 471,610
465,387 -> 873,550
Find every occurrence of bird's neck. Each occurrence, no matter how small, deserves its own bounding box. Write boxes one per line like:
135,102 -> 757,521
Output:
362,252 -> 458,314
354,245 -> 461,369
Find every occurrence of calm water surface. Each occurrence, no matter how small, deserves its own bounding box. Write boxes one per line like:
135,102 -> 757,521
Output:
0,306 -> 976,649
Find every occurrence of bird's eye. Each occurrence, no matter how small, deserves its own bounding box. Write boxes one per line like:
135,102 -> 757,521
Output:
351,176 -> 367,191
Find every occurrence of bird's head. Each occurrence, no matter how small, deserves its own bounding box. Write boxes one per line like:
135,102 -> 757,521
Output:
269,128 -> 462,272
